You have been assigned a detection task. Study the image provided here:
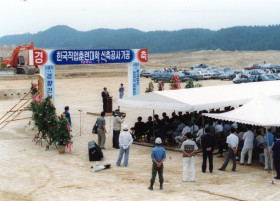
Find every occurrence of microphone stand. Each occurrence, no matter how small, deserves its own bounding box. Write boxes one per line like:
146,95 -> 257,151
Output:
77,109 -> 83,136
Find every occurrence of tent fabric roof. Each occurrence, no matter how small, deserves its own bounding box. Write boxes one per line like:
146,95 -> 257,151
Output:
202,94 -> 280,127
118,81 -> 280,112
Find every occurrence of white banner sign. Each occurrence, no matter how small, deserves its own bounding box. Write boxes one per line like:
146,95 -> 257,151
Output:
44,65 -> 55,105
128,62 -> 140,97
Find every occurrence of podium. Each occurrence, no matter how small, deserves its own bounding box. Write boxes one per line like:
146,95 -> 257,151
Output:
106,97 -> 113,113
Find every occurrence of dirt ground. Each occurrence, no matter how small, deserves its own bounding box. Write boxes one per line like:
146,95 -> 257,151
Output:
0,50 -> 280,201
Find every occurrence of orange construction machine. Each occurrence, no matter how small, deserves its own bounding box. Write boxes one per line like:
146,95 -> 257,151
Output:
3,42 -> 37,74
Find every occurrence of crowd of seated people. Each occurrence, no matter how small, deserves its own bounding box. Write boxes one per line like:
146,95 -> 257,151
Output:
130,116 -> 146,142
130,111 -> 203,145
130,108 -> 279,169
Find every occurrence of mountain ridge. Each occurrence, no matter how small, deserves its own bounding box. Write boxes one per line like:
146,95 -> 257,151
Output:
0,25 -> 280,53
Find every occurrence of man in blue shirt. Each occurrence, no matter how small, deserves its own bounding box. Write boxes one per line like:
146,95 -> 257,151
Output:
148,138 -> 166,190
272,134 -> 280,179
119,83 -> 124,99
63,106 -> 71,126
172,119 -> 185,138
263,128 -> 274,170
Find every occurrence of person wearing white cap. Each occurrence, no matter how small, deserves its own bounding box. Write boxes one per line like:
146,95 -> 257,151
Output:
116,125 -> 133,167
148,137 -> 166,190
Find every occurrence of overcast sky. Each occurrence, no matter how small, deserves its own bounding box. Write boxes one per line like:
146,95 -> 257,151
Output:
1,0 -> 279,37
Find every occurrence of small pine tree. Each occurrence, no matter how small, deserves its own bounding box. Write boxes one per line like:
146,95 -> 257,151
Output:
170,76 -> 180,90
30,82 -> 38,96
30,93 -> 72,147
158,81 -> 164,91
53,116 -> 72,146
145,82 -> 154,93
185,79 -> 203,88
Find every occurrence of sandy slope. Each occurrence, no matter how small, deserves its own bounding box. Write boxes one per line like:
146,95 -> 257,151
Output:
0,50 -> 280,201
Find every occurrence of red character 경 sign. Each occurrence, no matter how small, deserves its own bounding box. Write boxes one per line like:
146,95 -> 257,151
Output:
33,50 -> 48,65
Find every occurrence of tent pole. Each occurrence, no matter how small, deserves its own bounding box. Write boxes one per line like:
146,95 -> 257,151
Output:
202,115 -> 205,136
152,109 -> 155,139
265,127 -> 274,184
265,127 -> 270,173
192,112 -> 195,140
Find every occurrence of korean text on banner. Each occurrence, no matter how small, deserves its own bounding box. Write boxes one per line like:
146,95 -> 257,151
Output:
44,65 -> 55,105
132,62 -> 140,96
29,49 -> 148,66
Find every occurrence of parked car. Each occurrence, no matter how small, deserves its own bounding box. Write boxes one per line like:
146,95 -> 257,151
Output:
259,63 -> 277,69
140,69 -> 161,78
266,74 -> 280,80
208,70 -> 222,79
233,75 -> 272,84
192,68 -> 203,71
200,71 -> 212,79
249,69 -> 264,75
183,71 -> 204,81
244,64 -> 260,70
219,71 -> 236,80
233,76 -> 254,84
151,72 -> 187,83
274,66 -> 280,73
190,63 -> 208,70
255,75 -> 272,82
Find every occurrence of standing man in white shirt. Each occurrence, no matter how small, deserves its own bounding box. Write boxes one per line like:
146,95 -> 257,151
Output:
218,127 -> 239,171
240,125 -> 254,165
180,133 -> 198,182
116,125 -> 133,167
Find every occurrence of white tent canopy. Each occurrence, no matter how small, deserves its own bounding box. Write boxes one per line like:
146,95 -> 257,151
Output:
203,94 -> 280,127
118,81 -> 280,112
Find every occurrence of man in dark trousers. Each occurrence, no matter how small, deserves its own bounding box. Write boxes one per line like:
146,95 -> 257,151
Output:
201,127 -> 216,173
148,137 -> 166,190
101,87 -> 109,112
272,134 -> 280,179
218,127 -> 239,171
112,110 -> 125,149
96,111 -> 107,149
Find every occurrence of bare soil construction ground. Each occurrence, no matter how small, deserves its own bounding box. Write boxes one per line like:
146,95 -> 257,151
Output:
0,50 -> 280,201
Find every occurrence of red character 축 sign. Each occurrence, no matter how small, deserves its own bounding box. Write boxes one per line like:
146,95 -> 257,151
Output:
137,49 -> 148,62
33,50 -> 48,65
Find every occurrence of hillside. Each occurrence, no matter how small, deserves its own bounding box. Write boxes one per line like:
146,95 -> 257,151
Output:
0,25 -> 280,53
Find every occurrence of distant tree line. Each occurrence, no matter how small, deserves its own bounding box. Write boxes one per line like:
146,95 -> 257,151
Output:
0,25 -> 280,53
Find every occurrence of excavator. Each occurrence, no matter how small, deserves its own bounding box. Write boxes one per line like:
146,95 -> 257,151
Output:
2,42 -> 37,75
